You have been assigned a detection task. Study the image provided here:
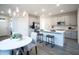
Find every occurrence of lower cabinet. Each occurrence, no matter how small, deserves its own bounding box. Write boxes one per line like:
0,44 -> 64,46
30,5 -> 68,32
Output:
65,30 -> 77,39
71,31 -> 77,39
65,31 -> 71,38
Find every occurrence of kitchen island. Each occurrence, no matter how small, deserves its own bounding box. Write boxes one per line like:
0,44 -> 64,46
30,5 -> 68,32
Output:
40,30 -> 65,47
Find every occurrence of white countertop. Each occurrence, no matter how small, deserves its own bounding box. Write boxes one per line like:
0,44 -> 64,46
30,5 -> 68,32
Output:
0,37 -> 32,50
41,29 -> 65,33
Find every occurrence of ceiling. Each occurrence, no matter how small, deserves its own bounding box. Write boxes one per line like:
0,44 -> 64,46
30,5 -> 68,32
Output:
0,4 -> 79,16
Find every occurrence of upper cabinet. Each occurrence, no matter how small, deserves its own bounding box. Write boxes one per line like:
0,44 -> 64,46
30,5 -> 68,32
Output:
69,13 -> 77,26
57,15 -> 65,22
51,12 -> 77,26
64,15 -> 71,25
64,13 -> 77,26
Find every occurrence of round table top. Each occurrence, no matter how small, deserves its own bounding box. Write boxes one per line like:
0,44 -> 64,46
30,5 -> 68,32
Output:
0,37 -> 32,50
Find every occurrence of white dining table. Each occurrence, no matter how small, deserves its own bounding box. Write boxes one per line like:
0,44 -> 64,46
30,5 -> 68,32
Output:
0,37 -> 32,55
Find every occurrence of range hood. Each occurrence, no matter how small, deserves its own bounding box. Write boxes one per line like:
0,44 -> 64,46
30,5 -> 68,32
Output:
57,22 -> 65,26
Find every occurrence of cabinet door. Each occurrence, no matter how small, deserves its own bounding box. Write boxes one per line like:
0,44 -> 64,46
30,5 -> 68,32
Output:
70,14 -> 77,25
65,30 -> 77,39
65,31 -> 71,38
57,16 -> 65,22
64,15 -> 71,25
71,31 -> 77,39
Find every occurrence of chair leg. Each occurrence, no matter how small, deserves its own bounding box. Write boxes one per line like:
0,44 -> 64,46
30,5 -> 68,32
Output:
11,50 -> 14,55
27,51 -> 30,55
42,36 -> 43,42
51,38 -> 55,48
46,37 -> 47,45
35,46 -> 37,54
51,38 -> 53,48
20,48 -> 25,55
40,36 -> 42,43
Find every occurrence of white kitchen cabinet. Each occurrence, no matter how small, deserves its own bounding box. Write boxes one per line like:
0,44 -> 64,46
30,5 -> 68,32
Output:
70,14 -> 77,25
57,15 -> 65,22
64,15 -> 71,25
64,14 -> 77,26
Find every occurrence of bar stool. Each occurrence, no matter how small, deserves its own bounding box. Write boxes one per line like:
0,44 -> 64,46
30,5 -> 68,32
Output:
37,33 -> 43,43
46,35 -> 55,48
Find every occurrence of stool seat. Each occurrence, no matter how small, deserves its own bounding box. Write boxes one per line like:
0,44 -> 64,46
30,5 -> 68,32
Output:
38,33 -> 43,36
46,35 -> 54,38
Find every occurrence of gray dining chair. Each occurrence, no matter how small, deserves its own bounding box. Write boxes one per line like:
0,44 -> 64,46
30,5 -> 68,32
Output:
24,32 -> 37,55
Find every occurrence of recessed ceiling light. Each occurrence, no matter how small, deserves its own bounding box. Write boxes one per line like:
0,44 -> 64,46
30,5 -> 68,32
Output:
42,8 -> 46,12
1,11 -> 4,14
13,12 -> 16,16
16,7 -> 19,13
48,12 -> 52,16
56,4 -> 60,7
34,12 -> 38,15
23,11 -> 26,16
60,10 -> 64,13
8,8 -> 11,14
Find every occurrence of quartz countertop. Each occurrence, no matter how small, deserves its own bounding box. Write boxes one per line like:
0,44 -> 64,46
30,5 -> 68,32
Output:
40,29 -> 65,34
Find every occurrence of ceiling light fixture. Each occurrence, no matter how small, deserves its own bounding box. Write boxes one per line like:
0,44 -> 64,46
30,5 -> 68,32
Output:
60,10 -> 64,13
16,7 -> 19,13
42,8 -> 46,12
23,11 -> 26,16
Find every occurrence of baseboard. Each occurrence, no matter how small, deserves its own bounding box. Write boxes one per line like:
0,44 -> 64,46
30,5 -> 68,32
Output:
0,35 -> 10,37
65,37 -> 77,40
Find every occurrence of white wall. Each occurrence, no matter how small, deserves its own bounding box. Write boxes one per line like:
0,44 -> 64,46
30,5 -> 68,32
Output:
0,15 -> 10,36
12,14 -> 29,37
40,16 -> 52,30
